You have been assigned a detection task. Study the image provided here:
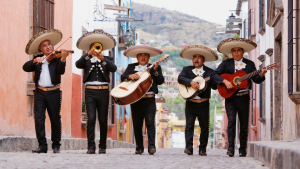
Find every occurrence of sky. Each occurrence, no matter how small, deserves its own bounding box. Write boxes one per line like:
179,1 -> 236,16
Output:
131,0 -> 238,25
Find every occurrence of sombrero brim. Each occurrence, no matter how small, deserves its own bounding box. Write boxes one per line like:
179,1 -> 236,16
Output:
217,38 -> 257,54
25,29 -> 62,55
124,45 -> 163,58
180,45 -> 218,61
76,30 -> 116,51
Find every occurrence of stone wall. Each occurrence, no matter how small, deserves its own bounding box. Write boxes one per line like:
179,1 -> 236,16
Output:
0,136 -> 135,152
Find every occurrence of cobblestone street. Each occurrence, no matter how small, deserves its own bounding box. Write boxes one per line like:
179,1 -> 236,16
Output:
0,148 -> 268,169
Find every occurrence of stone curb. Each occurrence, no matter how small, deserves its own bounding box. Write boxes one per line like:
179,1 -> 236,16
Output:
0,136 -> 135,152
248,140 -> 300,169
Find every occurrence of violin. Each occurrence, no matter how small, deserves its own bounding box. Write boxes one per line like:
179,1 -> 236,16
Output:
37,36 -> 73,63
47,50 -> 74,62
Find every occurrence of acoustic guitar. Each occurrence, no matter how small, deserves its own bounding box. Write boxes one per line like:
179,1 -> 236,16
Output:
179,76 -> 210,100
217,62 -> 279,98
111,54 -> 170,105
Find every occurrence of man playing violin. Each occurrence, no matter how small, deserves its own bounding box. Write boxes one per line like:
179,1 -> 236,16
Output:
75,30 -> 117,154
178,45 -> 218,156
23,29 -> 71,154
121,45 -> 164,155
211,38 -> 267,157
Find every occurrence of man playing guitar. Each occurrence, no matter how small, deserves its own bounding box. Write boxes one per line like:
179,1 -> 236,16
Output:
211,38 -> 267,157
121,45 -> 164,155
178,45 -> 218,156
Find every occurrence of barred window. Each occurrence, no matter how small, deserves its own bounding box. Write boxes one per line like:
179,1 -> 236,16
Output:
258,0 -> 265,35
248,9 -> 251,38
34,0 -> 55,34
288,0 -> 300,94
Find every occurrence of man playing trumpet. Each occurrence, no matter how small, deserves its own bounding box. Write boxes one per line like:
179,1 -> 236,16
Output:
76,30 -> 117,154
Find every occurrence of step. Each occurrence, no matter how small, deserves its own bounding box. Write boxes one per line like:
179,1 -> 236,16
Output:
0,136 -> 135,152
248,140 -> 300,169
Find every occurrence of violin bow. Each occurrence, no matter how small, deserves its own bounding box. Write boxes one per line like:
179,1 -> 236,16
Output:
40,36 -> 73,63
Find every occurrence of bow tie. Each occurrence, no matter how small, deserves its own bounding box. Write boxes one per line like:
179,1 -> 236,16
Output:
235,61 -> 246,70
91,56 -> 101,63
192,68 -> 205,76
134,65 -> 148,71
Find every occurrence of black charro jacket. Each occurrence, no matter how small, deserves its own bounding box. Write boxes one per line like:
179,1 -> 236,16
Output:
22,54 -> 66,87
210,58 -> 265,89
75,53 -> 117,83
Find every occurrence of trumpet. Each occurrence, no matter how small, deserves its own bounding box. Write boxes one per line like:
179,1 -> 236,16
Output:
94,43 -> 102,54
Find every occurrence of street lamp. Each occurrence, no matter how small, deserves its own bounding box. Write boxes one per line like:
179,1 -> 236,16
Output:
228,13 -> 236,20
123,29 -> 133,47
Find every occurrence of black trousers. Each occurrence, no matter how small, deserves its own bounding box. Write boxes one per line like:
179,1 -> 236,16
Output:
34,88 -> 62,149
130,97 -> 156,151
85,89 -> 109,149
185,100 -> 210,151
225,94 -> 250,152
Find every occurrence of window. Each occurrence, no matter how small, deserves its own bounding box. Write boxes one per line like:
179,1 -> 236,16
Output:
243,19 -> 247,39
258,0 -> 265,35
266,0 -> 276,26
34,0 -> 55,34
248,9 -> 251,38
288,0 -> 300,103
288,0 -> 299,93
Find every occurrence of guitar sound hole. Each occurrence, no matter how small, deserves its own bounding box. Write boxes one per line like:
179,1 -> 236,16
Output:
234,78 -> 240,85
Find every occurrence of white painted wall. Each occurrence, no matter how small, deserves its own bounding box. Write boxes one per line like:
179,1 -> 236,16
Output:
258,0 -> 274,141
72,0 -> 118,75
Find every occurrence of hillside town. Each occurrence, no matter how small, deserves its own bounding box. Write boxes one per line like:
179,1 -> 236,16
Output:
0,0 -> 299,168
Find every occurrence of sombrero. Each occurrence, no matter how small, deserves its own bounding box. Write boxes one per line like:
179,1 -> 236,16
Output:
76,30 -> 116,51
180,45 -> 218,62
217,38 -> 257,54
25,29 -> 62,55
124,45 -> 163,58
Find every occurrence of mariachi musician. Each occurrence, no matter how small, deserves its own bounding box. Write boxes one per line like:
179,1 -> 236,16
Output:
178,45 -> 218,156
210,38 -> 267,157
75,30 -> 117,154
121,45 -> 164,155
23,29 -> 72,153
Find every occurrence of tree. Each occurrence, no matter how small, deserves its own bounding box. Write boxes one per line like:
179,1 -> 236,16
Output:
160,16 -> 166,23
233,34 -> 240,38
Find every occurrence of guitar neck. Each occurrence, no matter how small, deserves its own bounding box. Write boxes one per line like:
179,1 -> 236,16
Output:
204,76 -> 210,81
239,69 -> 262,81
146,64 -> 155,71
146,54 -> 169,71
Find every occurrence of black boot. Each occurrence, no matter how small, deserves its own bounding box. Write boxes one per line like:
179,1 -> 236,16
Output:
135,148 -> 144,155
239,148 -> 247,157
199,150 -> 207,156
148,148 -> 156,155
32,147 -> 47,154
184,148 -> 193,155
98,148 -> 106,154
227,146 -> 235,157
86,149 -> 95,154
53,147 -> 60,154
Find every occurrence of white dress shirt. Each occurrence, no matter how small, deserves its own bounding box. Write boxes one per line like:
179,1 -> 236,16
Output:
192,66 -> 205,100
38,56 -> 54,87
234,58 -> 249,92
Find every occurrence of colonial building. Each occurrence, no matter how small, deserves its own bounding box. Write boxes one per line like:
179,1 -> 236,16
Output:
0,0 -> 75,138
224,0 -> 300,150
